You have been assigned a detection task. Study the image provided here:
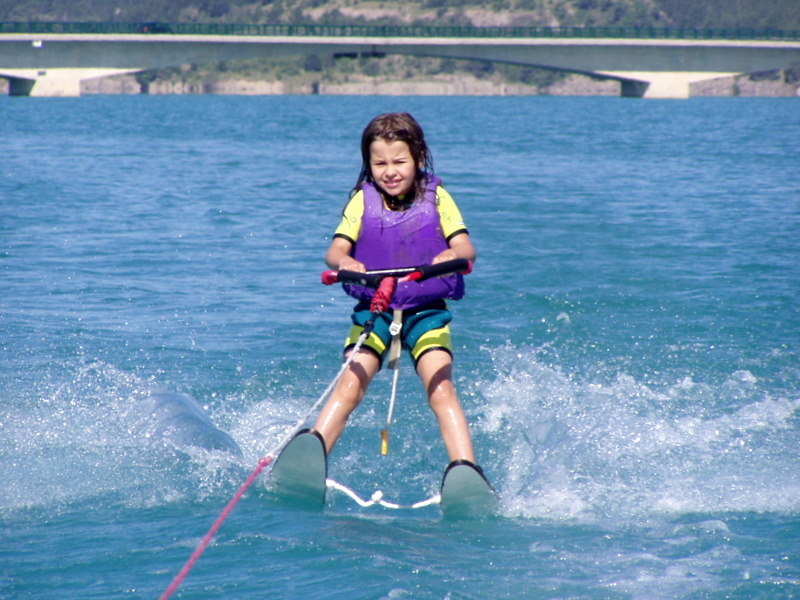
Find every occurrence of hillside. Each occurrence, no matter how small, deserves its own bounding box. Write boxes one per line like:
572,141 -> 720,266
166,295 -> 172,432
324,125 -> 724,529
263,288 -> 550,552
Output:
0,0 -> 666,27
2,0 -> 799,96
2,0 -> 799,29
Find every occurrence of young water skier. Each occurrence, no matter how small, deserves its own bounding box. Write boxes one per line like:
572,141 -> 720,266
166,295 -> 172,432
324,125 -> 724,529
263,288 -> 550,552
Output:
313,112 -> 484,473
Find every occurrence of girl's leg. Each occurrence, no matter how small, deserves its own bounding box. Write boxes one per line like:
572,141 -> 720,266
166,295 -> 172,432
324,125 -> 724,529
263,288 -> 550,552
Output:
313,348 -> 380,455
416,349 -> 476,463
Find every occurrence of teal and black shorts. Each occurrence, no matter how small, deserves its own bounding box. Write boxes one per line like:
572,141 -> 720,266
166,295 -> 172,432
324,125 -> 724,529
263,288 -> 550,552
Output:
344,300 -> 453,368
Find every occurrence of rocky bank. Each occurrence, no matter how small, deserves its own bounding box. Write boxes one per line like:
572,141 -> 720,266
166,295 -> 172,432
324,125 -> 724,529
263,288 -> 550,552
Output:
26,66 -> 787,97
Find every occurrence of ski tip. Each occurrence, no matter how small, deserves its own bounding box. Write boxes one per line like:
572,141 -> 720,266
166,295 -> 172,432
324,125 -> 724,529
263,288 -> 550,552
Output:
440,459 -> 498,520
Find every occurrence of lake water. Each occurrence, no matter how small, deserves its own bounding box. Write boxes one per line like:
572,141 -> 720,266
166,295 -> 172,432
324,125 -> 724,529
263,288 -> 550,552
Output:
2,94 -> 799,599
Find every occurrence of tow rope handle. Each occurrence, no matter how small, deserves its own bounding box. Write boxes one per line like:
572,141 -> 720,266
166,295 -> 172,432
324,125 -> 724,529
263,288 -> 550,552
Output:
321,258 -> 473,287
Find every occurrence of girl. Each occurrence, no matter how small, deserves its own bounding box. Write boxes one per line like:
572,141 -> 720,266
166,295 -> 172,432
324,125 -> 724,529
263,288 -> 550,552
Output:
314,112 -> 481,470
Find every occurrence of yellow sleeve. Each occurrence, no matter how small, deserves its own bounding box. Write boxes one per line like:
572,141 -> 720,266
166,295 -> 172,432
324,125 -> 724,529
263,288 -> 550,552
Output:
436,186 -> 468,241
333,191 -> 365,244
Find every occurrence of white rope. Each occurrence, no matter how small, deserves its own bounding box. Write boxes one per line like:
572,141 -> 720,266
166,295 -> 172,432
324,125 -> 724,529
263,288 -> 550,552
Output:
262,330 -> 371,460
326,479 -> 441,509
381,308 -> 403,454
267,313 -> 443,511
386,308 -> 403,427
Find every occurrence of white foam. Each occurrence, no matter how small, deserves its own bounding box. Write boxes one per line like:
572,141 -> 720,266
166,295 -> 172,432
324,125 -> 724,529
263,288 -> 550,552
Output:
0,361 -> 246,511
469,344 -> 800,522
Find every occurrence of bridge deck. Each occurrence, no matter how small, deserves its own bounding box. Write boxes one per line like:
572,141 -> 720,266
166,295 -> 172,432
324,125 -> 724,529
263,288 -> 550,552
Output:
2,22 -> 800,41
2,23 -> 799,97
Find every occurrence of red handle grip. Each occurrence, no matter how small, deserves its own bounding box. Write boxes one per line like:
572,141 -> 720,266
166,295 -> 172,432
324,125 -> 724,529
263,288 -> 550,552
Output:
321,270 -> 339,285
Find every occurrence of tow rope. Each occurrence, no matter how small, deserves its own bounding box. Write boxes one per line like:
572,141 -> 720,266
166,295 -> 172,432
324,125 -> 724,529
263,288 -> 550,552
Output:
159,276 -> 398,600
160,261 -> 470,598
158,456 -> 272,600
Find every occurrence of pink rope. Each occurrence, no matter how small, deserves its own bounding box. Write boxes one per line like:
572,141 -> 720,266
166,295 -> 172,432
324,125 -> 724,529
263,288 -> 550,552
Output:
159,455 -> 273,600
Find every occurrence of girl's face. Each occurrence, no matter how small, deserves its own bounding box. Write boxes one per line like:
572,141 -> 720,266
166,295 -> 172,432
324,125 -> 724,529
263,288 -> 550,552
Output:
369,138 -> 417,198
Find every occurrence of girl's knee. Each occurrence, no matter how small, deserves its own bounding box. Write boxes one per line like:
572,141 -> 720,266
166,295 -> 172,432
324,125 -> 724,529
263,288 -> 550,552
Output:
427,382 -> 458,412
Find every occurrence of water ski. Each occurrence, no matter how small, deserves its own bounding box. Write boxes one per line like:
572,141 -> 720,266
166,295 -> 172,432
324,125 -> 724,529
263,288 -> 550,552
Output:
269,428 -> 328,506
440,459 -> 498,519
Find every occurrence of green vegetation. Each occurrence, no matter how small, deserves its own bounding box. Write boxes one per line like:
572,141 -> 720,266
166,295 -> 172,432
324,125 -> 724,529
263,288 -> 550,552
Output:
2,0 -> 798,29
133,52 -> 566,94
655,0 -> 800,30
0,0 -> 670,27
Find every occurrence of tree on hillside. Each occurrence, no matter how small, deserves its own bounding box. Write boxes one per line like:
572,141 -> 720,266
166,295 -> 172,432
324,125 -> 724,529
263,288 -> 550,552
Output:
655,0 -> 800,30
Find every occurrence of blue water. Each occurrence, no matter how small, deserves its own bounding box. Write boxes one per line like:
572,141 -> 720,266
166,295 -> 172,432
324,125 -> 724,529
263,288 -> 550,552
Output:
2,95 -> 799,599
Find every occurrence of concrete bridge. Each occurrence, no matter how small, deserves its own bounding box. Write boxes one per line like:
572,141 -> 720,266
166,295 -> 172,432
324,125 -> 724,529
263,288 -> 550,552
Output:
1,23 -> 799,98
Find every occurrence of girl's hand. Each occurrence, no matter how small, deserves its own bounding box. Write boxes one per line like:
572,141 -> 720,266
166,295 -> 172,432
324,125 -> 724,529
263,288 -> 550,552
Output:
431,249 -> 458,265
326,237 -> 365,271
432,232 -> 476,265
338,256 -> 366,273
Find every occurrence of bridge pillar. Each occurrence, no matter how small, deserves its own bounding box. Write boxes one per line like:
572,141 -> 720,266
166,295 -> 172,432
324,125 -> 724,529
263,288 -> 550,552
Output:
610,71 -> 738,99
620,76 -> 691,99
0,68 -> 139,96
620,79 -> 653,98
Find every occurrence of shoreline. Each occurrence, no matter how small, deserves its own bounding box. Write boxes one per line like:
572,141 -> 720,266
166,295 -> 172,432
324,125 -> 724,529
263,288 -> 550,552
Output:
88,71 -> 800,97
3,70 -> 799,97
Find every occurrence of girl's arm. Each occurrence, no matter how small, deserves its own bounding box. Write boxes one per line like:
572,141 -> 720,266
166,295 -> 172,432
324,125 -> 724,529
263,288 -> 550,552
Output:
325,237 -> 366,272
432,232 -> 476,265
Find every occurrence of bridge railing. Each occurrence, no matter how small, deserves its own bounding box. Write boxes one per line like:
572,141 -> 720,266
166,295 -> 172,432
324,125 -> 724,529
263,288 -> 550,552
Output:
1,21 -> 799,41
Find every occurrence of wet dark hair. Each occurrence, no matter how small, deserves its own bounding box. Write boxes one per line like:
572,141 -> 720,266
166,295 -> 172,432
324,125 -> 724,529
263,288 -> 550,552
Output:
354,112 -> 434,202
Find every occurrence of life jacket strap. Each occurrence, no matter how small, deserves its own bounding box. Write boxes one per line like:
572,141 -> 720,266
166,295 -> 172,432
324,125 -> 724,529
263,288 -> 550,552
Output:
387,308 -> 403,370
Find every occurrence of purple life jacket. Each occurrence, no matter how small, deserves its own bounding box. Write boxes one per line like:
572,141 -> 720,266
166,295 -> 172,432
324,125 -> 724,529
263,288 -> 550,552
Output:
343,177 -> 465,310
